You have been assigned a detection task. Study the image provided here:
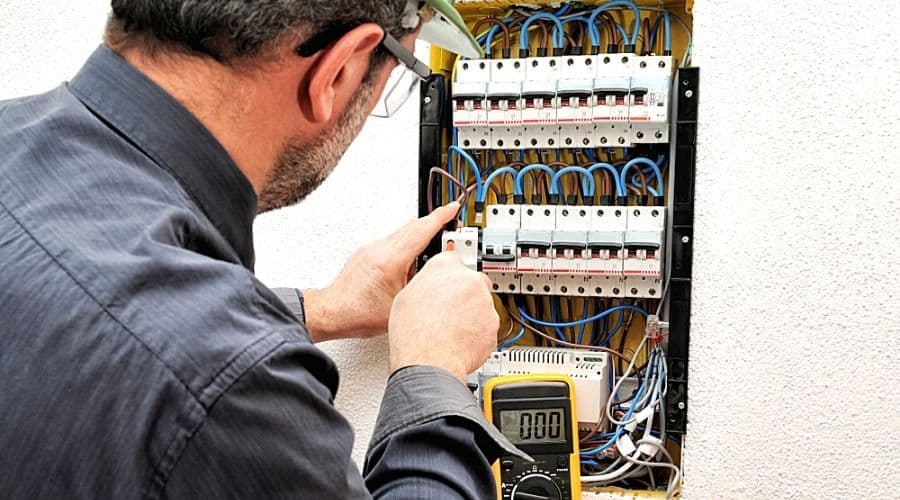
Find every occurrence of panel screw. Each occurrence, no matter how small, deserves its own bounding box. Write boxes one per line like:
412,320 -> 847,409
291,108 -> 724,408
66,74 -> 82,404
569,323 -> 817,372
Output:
631,288 -> 638,295
682,235 -> 690,243
685,89 -> 694,98
493,283 -> 499,290
678,402 -> 686,410
423,96 -> 432,104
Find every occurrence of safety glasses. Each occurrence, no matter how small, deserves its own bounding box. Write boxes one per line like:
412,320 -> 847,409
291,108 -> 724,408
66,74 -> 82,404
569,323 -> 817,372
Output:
297,24 -> 431,118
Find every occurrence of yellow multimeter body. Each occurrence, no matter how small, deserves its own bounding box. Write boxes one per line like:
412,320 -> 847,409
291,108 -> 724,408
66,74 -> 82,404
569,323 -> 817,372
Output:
483,374 -> 581,500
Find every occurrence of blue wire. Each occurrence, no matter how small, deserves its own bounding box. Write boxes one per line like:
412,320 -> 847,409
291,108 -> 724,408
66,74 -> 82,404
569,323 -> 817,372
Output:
620,157 -> 663,196
551,166 -> 596,197
497,327 -> 525,351
482,16 -> 516,56
550,299 -> 566,341
448,145 -> 483,201
481,167 -> 520,203
520,12 -> 565,49
663,11 -> 672,53
518,305 -> 647,328
587,162 -> 625,197
588,1 -> 642,46
514,164 -> 555,196
577,300 -> 589,345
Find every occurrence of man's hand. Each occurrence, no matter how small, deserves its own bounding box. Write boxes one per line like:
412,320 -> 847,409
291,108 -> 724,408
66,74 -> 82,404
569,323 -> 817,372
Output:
303,202 -> 460,343
387,251 -> 500,382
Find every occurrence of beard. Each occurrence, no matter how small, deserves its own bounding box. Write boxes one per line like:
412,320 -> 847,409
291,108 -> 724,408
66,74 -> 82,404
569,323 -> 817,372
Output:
257,81 -> 375,213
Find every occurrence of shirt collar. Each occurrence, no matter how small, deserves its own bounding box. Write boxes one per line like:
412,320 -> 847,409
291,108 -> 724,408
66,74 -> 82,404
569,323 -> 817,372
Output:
68,45 -> 258,270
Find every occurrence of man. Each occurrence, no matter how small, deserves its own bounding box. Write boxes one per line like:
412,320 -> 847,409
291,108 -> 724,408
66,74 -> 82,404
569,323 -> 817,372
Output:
0,0 -> 523,498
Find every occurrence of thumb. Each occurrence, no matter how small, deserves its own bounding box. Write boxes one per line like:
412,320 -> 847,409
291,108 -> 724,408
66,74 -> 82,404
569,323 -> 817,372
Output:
388,202 -> 460,260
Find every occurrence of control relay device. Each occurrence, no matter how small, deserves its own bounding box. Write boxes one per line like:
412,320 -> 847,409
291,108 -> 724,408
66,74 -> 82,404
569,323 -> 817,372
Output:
417,1 -> 697,497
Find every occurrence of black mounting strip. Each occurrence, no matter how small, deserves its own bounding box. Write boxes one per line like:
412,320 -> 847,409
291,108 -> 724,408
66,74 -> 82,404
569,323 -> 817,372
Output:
418,74 -> 447,270
665,67 -> 699,434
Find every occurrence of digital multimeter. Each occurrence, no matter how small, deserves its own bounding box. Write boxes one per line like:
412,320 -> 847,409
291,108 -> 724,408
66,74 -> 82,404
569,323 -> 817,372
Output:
483,374 -> 580,500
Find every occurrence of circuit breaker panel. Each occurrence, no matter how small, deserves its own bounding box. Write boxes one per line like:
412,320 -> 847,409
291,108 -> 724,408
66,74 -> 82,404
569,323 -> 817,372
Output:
419,1 -> 697,497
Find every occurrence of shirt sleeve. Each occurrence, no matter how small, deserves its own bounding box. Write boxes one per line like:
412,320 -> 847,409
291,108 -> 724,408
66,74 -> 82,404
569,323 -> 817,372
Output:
271,287 -> 305,324
364,366 -> 527,499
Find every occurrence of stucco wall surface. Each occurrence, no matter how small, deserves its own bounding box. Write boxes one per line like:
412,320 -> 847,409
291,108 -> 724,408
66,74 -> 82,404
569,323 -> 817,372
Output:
2,1 -> 899,498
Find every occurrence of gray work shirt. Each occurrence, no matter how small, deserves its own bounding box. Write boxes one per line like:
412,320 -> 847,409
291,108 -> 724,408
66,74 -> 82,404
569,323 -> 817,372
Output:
0,46 -> 519,499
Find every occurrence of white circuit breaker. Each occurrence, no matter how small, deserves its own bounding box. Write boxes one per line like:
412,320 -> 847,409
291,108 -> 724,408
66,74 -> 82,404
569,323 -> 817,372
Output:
623,206 -> 665,298
478,203 -> 663,299
452,53 -> 674,150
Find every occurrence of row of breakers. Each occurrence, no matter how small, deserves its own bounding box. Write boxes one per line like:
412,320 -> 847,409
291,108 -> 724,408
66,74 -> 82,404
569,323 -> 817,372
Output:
453,54 -> 673,149
443,204 -> 665,299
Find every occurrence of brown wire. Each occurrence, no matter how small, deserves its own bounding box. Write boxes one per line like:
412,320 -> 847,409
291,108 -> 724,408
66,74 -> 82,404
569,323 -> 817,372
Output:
427,167 -> 468,223
642,17 -> 652,55
586,163 -> 613,197
533,20 -> 551,52
569,20 -> 586,52
548,161 -> 577,201
598,12 -> 619,46
499,161 -> 527,197
562,30 -> 578,51
472,18 -> 510,53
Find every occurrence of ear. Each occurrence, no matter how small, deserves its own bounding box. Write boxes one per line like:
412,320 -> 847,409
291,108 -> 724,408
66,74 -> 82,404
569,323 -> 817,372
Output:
304,23 -> 385,124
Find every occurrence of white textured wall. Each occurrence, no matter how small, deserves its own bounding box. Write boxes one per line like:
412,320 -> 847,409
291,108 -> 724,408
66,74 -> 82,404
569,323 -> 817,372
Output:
4,1 -> 900,497
687,1 -> 900,497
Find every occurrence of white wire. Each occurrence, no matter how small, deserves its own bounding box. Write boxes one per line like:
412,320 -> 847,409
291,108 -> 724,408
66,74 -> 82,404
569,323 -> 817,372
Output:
605,329 -> 650,427
582,392 -> 658,484
622,439 -> 683,499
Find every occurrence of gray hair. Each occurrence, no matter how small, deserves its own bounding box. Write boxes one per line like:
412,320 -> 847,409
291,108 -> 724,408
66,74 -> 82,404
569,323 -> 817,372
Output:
106,0 -> 414,65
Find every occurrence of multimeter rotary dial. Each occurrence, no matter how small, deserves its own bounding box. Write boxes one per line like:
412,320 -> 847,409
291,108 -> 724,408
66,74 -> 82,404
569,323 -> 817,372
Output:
510,473 -> 562,500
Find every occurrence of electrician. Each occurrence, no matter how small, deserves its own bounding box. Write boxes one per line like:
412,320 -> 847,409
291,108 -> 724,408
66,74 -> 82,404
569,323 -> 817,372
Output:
0,1 -> 524,498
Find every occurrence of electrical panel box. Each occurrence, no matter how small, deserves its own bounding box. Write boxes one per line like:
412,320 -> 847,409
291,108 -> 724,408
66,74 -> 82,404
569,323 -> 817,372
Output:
419,1 -> 698,496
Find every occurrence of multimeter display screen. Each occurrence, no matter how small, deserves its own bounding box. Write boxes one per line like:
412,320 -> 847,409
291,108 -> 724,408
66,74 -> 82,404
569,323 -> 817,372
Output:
499,408 -> 567,444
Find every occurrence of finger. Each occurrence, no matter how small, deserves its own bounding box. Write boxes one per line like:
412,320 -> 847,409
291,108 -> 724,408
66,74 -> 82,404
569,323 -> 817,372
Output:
387,202 -> 460,260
